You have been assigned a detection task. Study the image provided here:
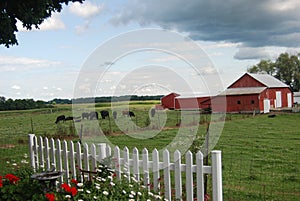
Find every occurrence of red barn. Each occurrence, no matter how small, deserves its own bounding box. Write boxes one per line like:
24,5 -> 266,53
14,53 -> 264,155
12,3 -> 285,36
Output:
174,95 -> 211,110
212,73 -> 293,113
160,92 -> 180,109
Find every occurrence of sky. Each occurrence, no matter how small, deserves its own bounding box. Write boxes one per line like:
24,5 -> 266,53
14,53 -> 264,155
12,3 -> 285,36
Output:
1,0 -> 300,101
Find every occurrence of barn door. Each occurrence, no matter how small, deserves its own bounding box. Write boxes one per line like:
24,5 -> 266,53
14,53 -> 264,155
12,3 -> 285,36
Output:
276,91 -> 282,108
263,99 -> 270,113
287,93 -> 292,107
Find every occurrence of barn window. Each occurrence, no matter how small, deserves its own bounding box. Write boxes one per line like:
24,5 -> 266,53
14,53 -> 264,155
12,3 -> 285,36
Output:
237,100 -> 241,104
251,100 -> 255,104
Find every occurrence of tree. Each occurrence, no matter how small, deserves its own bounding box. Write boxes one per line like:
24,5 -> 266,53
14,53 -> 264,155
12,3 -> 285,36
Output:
247,52 -> 300,91
0,0 -> 84,47
247,59 -> 275,76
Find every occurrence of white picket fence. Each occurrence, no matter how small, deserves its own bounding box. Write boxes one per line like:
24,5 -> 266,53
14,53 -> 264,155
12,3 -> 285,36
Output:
28,134 -> 222,201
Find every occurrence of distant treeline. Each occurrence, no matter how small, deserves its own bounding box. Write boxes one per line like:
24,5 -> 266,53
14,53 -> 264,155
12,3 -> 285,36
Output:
0,96 -> 53,111
0,95 -> 163,111
53,95 -> 163,104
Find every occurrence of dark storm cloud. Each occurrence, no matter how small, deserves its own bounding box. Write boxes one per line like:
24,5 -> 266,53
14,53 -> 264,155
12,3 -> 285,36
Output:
111,0 -> 300,48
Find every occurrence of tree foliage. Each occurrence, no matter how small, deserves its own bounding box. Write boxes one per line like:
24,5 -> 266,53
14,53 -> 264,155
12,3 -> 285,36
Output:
247,53 -> 300,91
0,96 -> 53,111
0,0 -> 84,47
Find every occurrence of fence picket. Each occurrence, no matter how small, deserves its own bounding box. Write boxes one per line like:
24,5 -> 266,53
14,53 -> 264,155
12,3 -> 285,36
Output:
174,150 -> 182,200
152,148 -> 160,192
50,138 -> 56,170
56,139 -> 63,183
186,151 -> 193,201
38,136 -> 44,170
114,146 -> 121,180
44,137 -> 50,171
163,149 -> 171,200
196,151 -> 204,201
91,144 -> 96,171
62,140 -> 69,183
142,148 -> 150,189
69,141 -> 76,179
76,142 -> 83,181
123,147 -> 130,182
83,143 -> 90,173
132,147 -> 139,181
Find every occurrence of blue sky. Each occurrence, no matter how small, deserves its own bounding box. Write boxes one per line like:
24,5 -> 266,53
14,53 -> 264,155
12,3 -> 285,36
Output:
1,0 -> 300,100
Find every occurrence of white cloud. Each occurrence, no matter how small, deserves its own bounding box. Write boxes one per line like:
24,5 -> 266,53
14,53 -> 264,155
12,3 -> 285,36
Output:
0,55 -> 62,72
234,47 -> 271,60
69,1 -> 103,18
17,13 -> 65,32
12,85 -> 21,90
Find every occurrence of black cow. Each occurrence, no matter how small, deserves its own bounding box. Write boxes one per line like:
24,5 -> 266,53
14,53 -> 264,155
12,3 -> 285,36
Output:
89,111 -> 98,120
113,111 -> 117,119
100,110 -> 109,119
128,111 -> 135,117
82,112 -> 90,120
65,116 -> 74,121
55,115 -> 65,124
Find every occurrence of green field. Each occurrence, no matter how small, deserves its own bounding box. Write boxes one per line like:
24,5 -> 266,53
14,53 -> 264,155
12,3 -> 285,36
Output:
0,103 -> 299,201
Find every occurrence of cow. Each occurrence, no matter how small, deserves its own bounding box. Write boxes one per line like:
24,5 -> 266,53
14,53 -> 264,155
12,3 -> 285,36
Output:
100,110 -> 109,119
150,108 -> 156,117
82,112 -> 90,120
65,116 -> 74,121
113,111 -> 117,119
122,110 -> 135,117
89,111 -> 99,120
55,115 -> 65,124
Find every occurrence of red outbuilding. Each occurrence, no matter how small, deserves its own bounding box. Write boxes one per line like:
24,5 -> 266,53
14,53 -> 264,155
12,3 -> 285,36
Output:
212,73 -> 293,113
160,92 -> 180,110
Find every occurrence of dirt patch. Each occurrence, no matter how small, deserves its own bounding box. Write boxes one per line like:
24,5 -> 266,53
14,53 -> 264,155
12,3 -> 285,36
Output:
0,144 -> 15,149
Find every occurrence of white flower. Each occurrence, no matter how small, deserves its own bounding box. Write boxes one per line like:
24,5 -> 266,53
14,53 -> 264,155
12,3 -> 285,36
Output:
96,185 -> 100,190
77,183 -> 84,187
129,194 -> 134,198
130,191 -> 136,195
86,190 -> 91,194
103,191 -> 109,195
12,163 -> 17,166
65,195 -> 71,198
78,189 -> 84,192
122,190 -> 127,194
129,184 -> 133,188
101,178 -> 106,182
23,154 -> 28,158
78,199 -> 83,201
94,196 -> 98,199
110,181 -> 115,186
147,199 -> 151,201
137,192 -> 142,196
129,199 -> 134,201
148,192 -> 154,196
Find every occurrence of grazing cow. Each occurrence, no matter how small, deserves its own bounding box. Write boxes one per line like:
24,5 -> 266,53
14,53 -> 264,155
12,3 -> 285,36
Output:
100,110 -> 109,119
150,108 -> 156,117
82,112 -> 90,120
128,111 -> 135,117
113,111 -> 117,119
55,115 -> 65,124
122,110 -> 135,117
65,116 -> 74,121
89,111 -> 99,120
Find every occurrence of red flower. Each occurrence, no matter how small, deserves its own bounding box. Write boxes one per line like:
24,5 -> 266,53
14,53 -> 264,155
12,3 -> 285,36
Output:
61,183 -> 77,196
70,187 -> 78,196
71,179 -> 78,185
45,193 -> 55,201
0,176 -> 3,187
4,174 -> 20,184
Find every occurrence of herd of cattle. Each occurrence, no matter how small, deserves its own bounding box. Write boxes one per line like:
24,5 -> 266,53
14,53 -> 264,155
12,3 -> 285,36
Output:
55,110 -> 137,124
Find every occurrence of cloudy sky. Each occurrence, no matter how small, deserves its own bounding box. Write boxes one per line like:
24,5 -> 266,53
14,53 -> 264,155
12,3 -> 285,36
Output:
1,0 -> 300,100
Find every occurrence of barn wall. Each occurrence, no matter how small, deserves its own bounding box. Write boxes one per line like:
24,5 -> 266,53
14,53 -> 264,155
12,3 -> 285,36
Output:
265,88 -> 293,108
226,94 -> 261,113
229,74 -> 265,88
175,97 -> 211,110
161,93 -> 179,109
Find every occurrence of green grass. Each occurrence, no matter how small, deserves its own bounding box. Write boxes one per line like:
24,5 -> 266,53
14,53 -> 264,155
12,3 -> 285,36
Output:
0,104 -> 299,201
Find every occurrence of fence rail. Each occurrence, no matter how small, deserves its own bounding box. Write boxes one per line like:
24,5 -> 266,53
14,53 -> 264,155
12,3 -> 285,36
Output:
28,134 -> 222,201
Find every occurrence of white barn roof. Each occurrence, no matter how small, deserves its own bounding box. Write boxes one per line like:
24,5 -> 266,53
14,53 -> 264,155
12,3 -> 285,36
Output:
219,87 -> 267,96
248,73 -> 289,88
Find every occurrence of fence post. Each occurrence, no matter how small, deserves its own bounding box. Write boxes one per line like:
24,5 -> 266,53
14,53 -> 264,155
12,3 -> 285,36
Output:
28,134 -> 36,172
211,150 -> 223,201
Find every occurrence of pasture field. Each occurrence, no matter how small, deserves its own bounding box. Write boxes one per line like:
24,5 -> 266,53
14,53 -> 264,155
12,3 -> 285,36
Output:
0,102 -> 299,201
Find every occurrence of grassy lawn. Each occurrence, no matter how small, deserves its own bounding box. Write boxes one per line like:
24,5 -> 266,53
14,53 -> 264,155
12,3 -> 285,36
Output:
0,103 -> 299,200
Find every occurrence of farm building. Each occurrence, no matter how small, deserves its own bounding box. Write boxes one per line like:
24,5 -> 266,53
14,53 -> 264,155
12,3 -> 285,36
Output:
160,73 -> 293,113
293,92 -> 300,104
206,73 -> 293,113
